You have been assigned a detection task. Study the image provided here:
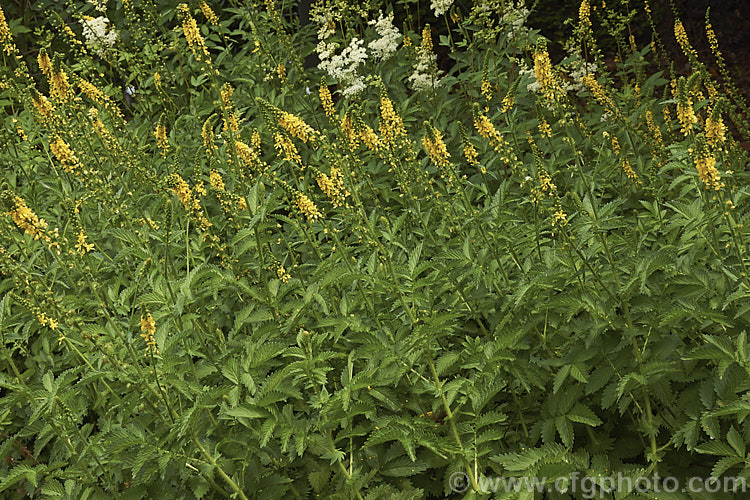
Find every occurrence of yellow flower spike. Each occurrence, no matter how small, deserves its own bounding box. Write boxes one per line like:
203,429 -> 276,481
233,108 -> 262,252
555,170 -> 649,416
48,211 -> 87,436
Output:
48,56 -> 72,103
294,190 -> 322,221
77,78 -> 105,105
177,3 -> 209,61
422,122 -> 451,168
705,102 -> 726,146
538,119 -> 552,138
0,6 -> 18,56
155,121 -> 169,156
209,169 -> 225,191
463,143 -> 479,166
481,77 -> 493,100
533,46 -> 556,100
622,159 -> 638,182
219,83 -> 239,133
166,173 -> 192,208
421,25 -> 433,53
7,195 -> 49,241
645,110 -> 663,146
359,125 -> 381,152
582,74 -> 614,110
473,108 -> 504,152
38,49 -> 52,78
319,82 -> 336,120
278,111 -> 315,143
674,19 -> 698,62
50,136 -> 82,173
199,1 -> 218,25
579,0 -> 591,29
273,133 -> 301,163
315,165 -> 346,207
139,313 -> 158,354
202,115 -> 217,155
341,112 -> 359,148
75,230 -> 95,255
552,208 -> 568,226
379,93 -> 406,145
675,78 -> 697,135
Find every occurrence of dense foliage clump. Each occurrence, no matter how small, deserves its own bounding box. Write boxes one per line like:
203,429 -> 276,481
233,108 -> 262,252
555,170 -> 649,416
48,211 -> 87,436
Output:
1,0 -> 750,498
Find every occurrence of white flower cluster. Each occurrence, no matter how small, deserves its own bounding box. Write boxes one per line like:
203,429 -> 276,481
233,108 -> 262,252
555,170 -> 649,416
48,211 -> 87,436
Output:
315,9 -> 404,97
318,37 -> 368,97
565,60 -> 598,94
368,12 -> 401,61
430,0 -> 454,17
313,11 -> 336,41
500,2 -> 530,40
408,47 -> 441,91
88,0 -> 107,13
80,16 -> 118,57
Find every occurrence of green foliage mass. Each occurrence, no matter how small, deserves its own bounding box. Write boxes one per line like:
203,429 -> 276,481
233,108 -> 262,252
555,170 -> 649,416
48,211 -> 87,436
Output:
1,0 -> 750,498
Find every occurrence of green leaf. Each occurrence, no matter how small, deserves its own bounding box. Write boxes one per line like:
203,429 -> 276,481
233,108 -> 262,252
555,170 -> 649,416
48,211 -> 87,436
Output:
566,404 -> 602,427
726,426 -> 745,457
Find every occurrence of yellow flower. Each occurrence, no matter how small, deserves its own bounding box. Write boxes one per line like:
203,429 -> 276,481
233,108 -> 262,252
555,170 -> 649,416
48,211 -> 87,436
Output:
75,230 -> 95,254
341,112 -> 359,148
421,25 -> 433,53
474,112 -> 503,151
705,114 -> 725,146
199,1 -> 218,25
533,48 -> 556,99
0,7 -> 17,56
694,152 -> 723,191
177,3 -> 209,60
539,171 -> 556,193
273,133 -> 301,163
278,111 -> 315,143
422,124 -> 451,168
359,125 -> 381,152
319,83 -> 336,120
38,50 -> 52,78
276,265 -> 291,283
463,143 -> 479,166
166,173 -> 192,207
676,99 -> 697,134
538,119 -> 552,138
582,74 -> 613,109
7,195 -> 48,241
622,159 -> 638,181
674,20 -> 697,60
50,136 -> 82,173
315,165 -> 346,207
645,110 -> 663,146
209,169 -> 225,191
50,64 -> 72,102
481,78 -> 493,100
77,78 -> 105,104
234,140 -> 263,172
552,208 -> 567,226
37,312 -> 58,330
202,116 -> 216,154
139,313 -> 158,354
579,0 -> 591,29
155,123 -> 169,156
379,94 -> 406,144
294,191 -> 322,221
